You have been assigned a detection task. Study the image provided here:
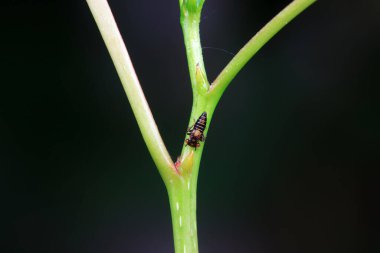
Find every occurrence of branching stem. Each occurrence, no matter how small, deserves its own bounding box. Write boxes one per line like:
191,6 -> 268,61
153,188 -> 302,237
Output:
86,0 -> 316,253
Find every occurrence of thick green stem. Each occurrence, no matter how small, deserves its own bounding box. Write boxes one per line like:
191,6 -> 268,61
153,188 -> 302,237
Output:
168,180 -> 198,253
168,2 -> 209,253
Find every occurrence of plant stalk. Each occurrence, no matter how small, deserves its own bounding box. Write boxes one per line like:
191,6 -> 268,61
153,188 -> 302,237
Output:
168,180 -> 198,253
85,0 -> 176,182
86,0 -> 316,252
210,0 -> 317,102
181,15 -> 208,96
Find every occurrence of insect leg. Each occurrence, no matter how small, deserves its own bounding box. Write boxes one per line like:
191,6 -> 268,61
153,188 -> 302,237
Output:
187,125 -> 194,135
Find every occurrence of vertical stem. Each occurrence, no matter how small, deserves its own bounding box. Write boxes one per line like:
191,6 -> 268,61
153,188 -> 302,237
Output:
168,180 -> 198,253
181,15 -> 208,94
174,3 -> 209,253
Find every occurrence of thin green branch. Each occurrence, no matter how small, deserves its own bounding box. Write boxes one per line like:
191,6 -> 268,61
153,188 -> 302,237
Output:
210,0 -> 316,100
86,0 -> 176,182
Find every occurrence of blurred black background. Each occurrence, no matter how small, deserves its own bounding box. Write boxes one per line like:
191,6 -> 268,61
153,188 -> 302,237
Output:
0,0 -> 378,252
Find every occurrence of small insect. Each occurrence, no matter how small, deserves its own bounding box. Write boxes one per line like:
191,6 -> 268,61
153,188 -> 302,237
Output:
185,112 -> 207,149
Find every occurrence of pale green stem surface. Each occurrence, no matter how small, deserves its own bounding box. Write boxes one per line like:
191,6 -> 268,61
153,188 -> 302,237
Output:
167,179 -> 198,253
85,0 -> 176,183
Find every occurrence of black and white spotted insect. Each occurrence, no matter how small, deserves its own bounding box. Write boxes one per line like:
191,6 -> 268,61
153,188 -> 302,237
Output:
185,112 -> 207,149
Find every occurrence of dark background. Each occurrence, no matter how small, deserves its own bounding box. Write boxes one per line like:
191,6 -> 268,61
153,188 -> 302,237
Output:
0,0 -> 378,252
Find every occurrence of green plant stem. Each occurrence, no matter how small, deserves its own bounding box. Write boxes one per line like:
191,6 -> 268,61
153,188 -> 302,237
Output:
181,14 -> 208,96
210,0 -> 317,102
174,1 -> 316,253
85,0 -> 176,182
86,0 -> 316,252
168,180 -> 198,253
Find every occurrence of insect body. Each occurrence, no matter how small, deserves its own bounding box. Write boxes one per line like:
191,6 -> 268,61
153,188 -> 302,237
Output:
185,112 -> 207,149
